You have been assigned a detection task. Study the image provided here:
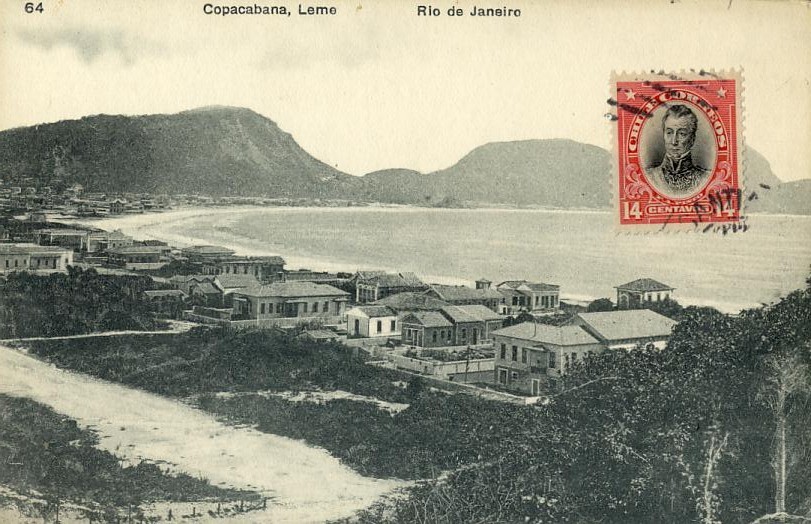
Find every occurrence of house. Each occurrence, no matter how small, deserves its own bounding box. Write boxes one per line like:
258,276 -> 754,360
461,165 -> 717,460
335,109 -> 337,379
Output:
496,280 -> 561,315
143,289 -> 187,318
232,282 -> 350,321
571,310 -> 677,350
188,281 -> 224,308
283,269 -> 346,286
492,322 -> 603,395
438,305 -> 504,345
33,228 -> 89,251
169,274 -> 217,295
346,305 -> 399,338
214,274 -> 259,306
0,244 -> 74,273
401,305 -> 504,348
425,284 -> 503,312
354,271 -> 427,303
107,246 -> 165,270
400,311 -> 454,348
181,245 -> 236,264
201,255 -> 286,282
615,278 -> 675,309
82,229 -> 134,253
373,292 -> 449,314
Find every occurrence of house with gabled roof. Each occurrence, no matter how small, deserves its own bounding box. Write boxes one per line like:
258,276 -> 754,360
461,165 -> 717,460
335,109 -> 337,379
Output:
232,281 -> 350,320
181,245 -> 236,263
615,278 -> 675,310
571,309 -> 677,350
400,311 -> 454,348
201,255 -> 286,282
354,271 -> 428,303
439,305 -> 504,345
495,280 -> 560,315
373,292 -> 449,313
425,284 -> 503,312
492,322 -> 603,395
346,305 -> 399,338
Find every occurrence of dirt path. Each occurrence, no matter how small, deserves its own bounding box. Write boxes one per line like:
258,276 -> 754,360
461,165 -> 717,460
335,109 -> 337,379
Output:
0,345 -> 404,523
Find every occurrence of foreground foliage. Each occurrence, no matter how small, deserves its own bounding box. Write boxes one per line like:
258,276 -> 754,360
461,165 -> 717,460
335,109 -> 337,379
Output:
0,394 -> 251,521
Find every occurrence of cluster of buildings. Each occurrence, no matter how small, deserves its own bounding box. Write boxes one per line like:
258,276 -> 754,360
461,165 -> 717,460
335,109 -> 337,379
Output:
0,214 -> 682,397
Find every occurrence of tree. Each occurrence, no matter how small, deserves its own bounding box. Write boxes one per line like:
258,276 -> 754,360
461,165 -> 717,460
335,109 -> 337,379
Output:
587,297 -> 614,312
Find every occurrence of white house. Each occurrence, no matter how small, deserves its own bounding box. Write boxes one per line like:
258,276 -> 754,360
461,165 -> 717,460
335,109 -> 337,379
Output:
571,309 -> 677,350
346,305 -> 399,338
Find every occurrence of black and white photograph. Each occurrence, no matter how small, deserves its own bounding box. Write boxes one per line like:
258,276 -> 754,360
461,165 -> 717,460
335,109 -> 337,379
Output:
0,1 -> 810,523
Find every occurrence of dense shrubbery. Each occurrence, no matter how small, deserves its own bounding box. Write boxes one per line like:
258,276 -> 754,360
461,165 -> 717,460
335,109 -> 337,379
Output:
28,327 -> 411,402
0,394 -> 251,520
0,267 -> 163,338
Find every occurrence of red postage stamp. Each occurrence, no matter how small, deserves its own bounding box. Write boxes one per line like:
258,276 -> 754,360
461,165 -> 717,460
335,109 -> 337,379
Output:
613,71 -> 743,230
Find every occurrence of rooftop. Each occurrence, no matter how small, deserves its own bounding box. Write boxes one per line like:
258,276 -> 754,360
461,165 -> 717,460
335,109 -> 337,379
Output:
374,292 -> 449,311
429,284 -> 503,301
215,274 -> 260,289
492,322 -> 599,347
615,278 -> 674,292
440,305 -> 503,323
108,245 -> 164,254
209,255 -> 286,265
144,289 -> 187,298
181,245 -> 236,256
348,305 -> 397,318
497,280 -> 560,293
238,281 -> 350,299
0,243 -> 72,255
576,310 -> 677,342
401,311 -> 454,328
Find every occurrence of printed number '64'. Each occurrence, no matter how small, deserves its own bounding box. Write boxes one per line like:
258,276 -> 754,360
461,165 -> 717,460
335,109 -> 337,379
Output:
25,2 -> 44,13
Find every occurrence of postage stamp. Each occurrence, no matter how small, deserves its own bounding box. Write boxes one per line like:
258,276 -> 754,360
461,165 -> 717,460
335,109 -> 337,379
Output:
612,71 -> 743,230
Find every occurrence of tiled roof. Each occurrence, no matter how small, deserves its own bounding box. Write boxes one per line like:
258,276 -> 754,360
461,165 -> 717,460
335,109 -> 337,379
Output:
144,290 -> 186,298
430,284 -> 503,301
440,305 -> 503,323
496,280 -> 559,292
108,246 -> 163,254
615,278 -> 674,292
211,255 -> 286,265
238,281 -> 350,298
181,245 -> 235,255
215,274 -> 259,289
298,329 -> 339,340
0,243 -> 71,255
401,311 -> 453,328
492,322 -> 599,346
348,305 -> 397,318
169,274 -> 213,284
193,282 -> 221,295
360,272 -> 426,289
374,292 -> 449,311
576,310 -> 677,342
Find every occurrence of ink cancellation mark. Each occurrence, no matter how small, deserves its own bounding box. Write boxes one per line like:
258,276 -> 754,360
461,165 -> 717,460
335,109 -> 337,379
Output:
610,71 -> 744,232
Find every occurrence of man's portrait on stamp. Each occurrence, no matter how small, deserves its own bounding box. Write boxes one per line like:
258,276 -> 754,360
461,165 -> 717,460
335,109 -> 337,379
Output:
640,103 -> 717,199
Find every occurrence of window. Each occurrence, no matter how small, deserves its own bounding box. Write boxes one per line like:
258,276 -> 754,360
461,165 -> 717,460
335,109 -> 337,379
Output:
565,353 -> 570,369
313,302 -> 319,313
500,343 -> 506,360
324,301 -> 329,313
225,266 -> 230,274
549,352 -> 557,369
432,331 -> 438,343
571,353 -> 578,363
521,348 -> 527,364
512,345 -> 518,361
303,303 -> 308,313
376,320 -> 382,333
260,303 -> 265,314
512,296 -> 518,306
390,320 -> 396,331
461,328 -> 467,340
498,368 -> 507,385
510,371 -> 519,380
276,303 -> 282,313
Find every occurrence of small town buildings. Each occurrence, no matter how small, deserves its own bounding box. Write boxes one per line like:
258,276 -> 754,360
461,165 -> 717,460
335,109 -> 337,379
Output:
571,310 -> 677,350
400,311 -> 455,348
169,275 -> 217,295
0,243 -> 74,273
496,280 -> 561,315
283,269 -> 346,286
346,305 -> 399,338
492,323 -> 603,395
401,305 -> 505,348
214,274 -> 260,306
615,278 -> 675,309
438,305 -> 504,345
425,284 -> 503,312
232,282 -> 350,321
107,246 -> 165,270
33,228 -> 89,251
354,271 -> 427,303
201,255 -> 286,282
181,245 -> 236,264
82,229 -> 134,253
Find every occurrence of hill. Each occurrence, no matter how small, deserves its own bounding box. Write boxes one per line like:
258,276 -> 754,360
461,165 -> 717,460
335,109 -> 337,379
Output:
0,106 -> 361,198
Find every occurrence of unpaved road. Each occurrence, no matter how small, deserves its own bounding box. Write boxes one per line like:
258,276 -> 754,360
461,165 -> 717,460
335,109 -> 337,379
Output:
0,345 -> 404,523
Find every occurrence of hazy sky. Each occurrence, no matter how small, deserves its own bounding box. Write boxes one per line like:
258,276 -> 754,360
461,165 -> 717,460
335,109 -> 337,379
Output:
1,0 -> 809,181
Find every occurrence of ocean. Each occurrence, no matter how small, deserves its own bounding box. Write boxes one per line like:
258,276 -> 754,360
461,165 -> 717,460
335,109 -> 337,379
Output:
89,207 -> 811,313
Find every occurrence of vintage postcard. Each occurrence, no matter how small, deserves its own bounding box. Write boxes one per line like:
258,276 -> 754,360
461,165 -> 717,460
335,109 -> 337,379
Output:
0,1 -> 809,523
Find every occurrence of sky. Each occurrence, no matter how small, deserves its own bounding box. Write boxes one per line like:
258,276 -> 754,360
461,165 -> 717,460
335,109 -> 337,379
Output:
0,0 -> 809,181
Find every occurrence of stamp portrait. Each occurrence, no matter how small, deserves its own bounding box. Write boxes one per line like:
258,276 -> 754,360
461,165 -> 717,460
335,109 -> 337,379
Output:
614,72 -> 742,228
